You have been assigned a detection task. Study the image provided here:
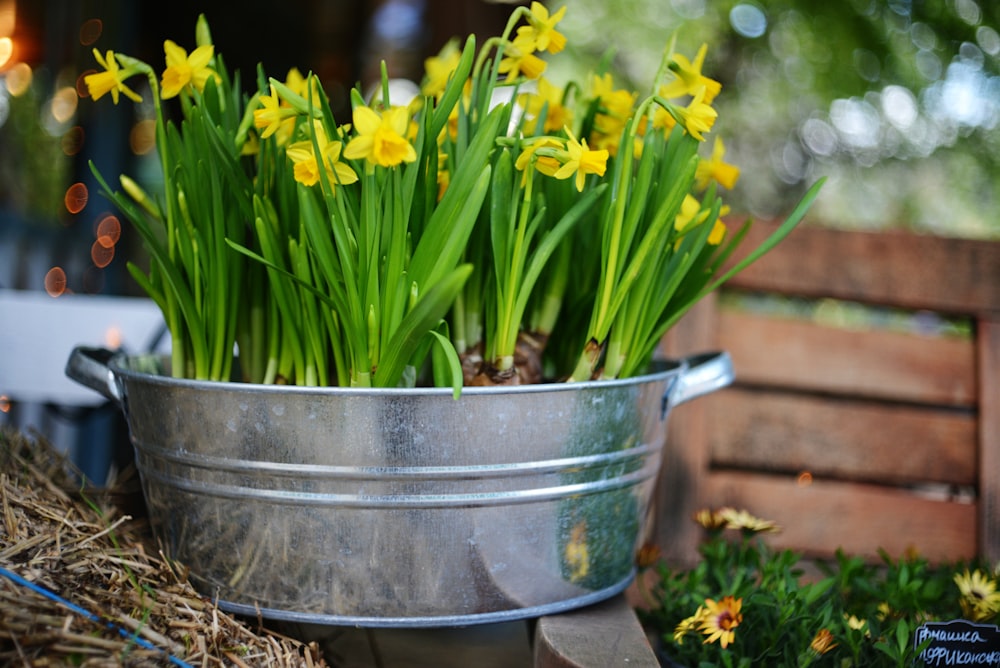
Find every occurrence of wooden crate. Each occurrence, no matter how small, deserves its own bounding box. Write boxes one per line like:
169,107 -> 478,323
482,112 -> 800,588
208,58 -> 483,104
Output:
655,221 -> 1000,566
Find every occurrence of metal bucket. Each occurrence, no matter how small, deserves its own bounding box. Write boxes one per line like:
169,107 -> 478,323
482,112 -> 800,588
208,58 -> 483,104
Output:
66,347 -> 732,627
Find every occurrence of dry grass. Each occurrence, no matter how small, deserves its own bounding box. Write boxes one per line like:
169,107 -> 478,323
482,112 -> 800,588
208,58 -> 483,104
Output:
0,427 -> 327,667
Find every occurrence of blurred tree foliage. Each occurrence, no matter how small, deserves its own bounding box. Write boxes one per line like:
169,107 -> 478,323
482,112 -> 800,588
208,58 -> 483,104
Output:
552,0 -> 999,238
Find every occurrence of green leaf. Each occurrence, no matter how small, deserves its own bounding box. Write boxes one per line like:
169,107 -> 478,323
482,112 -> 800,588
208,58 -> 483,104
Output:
377,264 -> 474,389
429,328 -> 465,399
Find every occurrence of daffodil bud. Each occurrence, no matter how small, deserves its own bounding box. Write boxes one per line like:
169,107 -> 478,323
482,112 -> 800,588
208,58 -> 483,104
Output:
120,175 -> 161,219
195,14 -> 213,49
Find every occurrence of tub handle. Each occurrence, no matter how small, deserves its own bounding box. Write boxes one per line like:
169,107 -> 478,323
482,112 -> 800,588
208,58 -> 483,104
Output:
65,346 -> 123,405
671,351 -> 733,406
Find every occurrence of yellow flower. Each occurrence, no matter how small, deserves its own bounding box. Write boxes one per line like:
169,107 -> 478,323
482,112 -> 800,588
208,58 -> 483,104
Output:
693,508 -> 728,530
809,628 -> 838,655
498,33 -> 547,82
283,67 -> 311,100
635,543 -> 662,570
515,137 -> 563,178
254,84 -> 296,140
955,569 -> 1000,621
518,77 -> 573,135
589,73 -> 637,154
286,120 -> 359,188
674,85 -> 717,141
84,49 -> 142,104
518,2 -> 567,54
161,40 -> 218,99
673,606 -> 707,645
707,219 -> 727,245
343,105 -> 417,168
695,137 -> 740,190
718,507 -> 780,533
698,596 -> 742,648
675,194 -> 706,234
844,614 -> 869,635
553,129 -> 608,192
661,44 -> 721,104
422,39 -> 462,98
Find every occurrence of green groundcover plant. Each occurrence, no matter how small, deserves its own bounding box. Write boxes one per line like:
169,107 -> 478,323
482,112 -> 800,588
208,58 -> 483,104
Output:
638,508 -> 1000,667
83,3 -> 821,391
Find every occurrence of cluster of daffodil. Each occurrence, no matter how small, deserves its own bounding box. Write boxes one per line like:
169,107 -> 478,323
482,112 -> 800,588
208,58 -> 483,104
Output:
642,507 -> 1000,666
85,3 -> 821,388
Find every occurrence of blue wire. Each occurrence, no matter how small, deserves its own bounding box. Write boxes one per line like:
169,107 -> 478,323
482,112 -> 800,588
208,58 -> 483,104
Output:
0,565 -> 195,668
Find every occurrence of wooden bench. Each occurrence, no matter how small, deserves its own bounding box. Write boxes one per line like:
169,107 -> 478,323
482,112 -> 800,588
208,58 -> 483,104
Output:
655,221 -> 1000,565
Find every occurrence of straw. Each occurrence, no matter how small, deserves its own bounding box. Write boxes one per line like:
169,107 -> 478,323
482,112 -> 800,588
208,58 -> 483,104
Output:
0,427 -> 327,666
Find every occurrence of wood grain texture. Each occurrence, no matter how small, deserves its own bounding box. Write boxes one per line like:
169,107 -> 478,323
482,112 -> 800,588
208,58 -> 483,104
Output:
657,296 -> 719,567
534,595 -> 659,668
704,470 -> 977,563
705,389 -> 977,487
722,220 -> 1000,314
979,317 -> 1000,562
716,309 -> 977,406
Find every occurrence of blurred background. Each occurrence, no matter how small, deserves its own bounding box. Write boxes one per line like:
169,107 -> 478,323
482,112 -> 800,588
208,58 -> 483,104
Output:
1,0 -> 997,477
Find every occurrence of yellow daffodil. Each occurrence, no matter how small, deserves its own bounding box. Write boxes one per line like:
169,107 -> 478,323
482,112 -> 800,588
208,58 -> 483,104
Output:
84,49 -> 142,104
695,137 -> 740,190
518,77 -> 573,134
661,44 -> 721,104
422,39 -> 462,98
698,596 -> 743,648
498,33 -> 547,82
343,105 -> 417,168
161,40 -> 218,99
254,84 -> 298,140
589,73 -> 637,154
675,194 -> 706,234
514,137 -> 564,178
674,85 -> 717,141
708,218 -> 727,245
518,2 -> 567,54
286,120 -> 358,188
553,129 -> 608,192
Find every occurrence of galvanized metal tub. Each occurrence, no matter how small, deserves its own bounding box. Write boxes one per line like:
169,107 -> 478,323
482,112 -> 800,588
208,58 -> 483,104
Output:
66,347 -> 732,627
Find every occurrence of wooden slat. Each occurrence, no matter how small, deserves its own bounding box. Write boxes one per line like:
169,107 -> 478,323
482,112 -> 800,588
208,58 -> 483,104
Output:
723,220 -> 1000,314
704,470 -> 977,563
716,309 -> 977,406
534,595 -> 659,668
656,297 -> 719,567
705,389 -> 977,487
980,317 -> 1000,562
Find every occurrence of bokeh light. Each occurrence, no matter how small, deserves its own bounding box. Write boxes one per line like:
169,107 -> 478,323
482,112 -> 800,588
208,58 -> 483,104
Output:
0,36 -> 11,68
129,119 -> 156,155
62,125 -> 85,155
91,239 -> 115,268
104,326 -> 122,349
49,86 -> 78,124
64,182 -> 88,214
44,267 -> 67,297
0,395 -> 10,414
79,18 -> 102,46
95,215 -> 121,248
4,61 -> 31,96
75,69 -> 96,98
